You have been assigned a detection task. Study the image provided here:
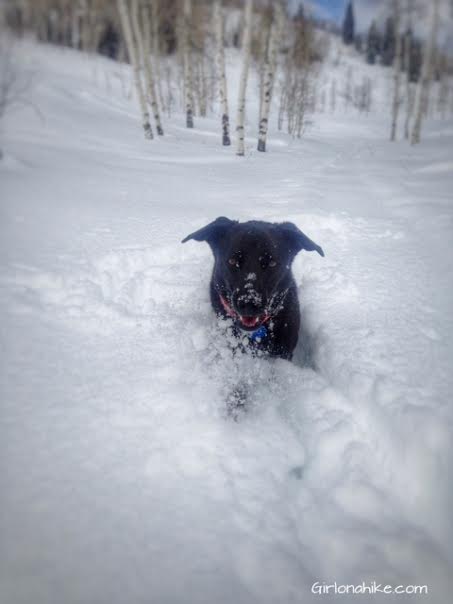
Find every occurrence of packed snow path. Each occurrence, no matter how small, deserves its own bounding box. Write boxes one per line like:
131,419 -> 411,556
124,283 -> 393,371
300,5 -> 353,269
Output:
1,45 -> 452,604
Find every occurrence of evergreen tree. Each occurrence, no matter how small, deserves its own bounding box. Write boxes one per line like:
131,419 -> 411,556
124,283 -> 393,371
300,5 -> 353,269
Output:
382,16 -> 396,66
294,3 -> 305,23
342,2 -> 355,45
366,21 -> 380,65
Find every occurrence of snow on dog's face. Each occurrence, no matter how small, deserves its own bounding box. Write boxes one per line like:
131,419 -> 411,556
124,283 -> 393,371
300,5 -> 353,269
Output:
182,217 -> 324,331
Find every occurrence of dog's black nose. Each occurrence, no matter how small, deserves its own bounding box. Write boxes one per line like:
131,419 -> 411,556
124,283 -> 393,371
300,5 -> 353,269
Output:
234,296 -> 263,316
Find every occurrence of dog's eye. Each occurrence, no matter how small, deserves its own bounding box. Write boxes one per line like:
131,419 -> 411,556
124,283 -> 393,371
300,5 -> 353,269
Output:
269,259 -> 277,268
228,257 -> 239,268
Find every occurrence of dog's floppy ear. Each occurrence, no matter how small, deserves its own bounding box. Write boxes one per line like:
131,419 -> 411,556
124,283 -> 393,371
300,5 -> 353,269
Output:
182,216 -> 237,247
277,222 -> 324,257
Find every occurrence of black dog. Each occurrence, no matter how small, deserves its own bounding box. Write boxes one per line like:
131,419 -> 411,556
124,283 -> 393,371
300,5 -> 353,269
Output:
182,217 -> 324,360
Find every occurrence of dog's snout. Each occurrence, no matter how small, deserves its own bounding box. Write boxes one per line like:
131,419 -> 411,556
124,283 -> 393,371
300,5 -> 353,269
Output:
236,298 -> 260,315
233,291 -> 264,316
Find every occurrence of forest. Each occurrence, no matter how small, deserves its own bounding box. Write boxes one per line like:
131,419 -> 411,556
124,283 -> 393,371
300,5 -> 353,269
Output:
2,0 -> 452,152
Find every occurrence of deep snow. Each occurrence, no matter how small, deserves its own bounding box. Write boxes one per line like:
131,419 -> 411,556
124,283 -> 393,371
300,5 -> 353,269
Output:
1,41 -> 453,604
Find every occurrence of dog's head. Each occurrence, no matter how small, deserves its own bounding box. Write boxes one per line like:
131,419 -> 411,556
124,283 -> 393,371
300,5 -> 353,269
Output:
182,217 -> 324,330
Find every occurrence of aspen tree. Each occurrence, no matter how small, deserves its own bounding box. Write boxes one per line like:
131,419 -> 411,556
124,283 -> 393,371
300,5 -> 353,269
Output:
117,0 -> 153,138
195,56 -> 208,117
278,11 -> 315,137
277,84 -> 286,131
80,0 -> 91,52
71,2 -> 81,49
390,0 -> 402,141
257,11 -> 271,127
213,0 -> 230,145
182,0 -> 194,128
150,0 -> 165,111
236,0 -> 253,156
134,0 -> 164,135
191,2 -> 211,119
436,55 -> 449,119
403,14 -> 414,139
411,0 -> 439,144
344,66 -> 352,110
330,78 -> 337,113
257,1 -> 284,152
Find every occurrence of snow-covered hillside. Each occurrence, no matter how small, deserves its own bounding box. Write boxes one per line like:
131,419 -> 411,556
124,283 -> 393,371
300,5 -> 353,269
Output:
1,42 -> 453,604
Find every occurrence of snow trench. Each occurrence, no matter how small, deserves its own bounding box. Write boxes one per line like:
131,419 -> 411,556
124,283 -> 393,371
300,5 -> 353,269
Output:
1,218 -> 452,603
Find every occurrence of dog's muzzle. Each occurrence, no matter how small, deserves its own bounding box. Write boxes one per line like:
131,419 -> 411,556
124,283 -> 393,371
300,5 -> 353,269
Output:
219,294 -> 270,330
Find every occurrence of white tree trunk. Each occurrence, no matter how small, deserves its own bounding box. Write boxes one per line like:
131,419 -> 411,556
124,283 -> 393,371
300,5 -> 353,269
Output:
403,0 -> 414,139
277,82 -> 287,131
437,66 -> 449,119
117,0 -> 153,138
257,1 -> 284,153
404,36 -> 413,138
71,6 -> 81,49
411,0 -> 439,145
213,0 -> 230,146
150,0 -> 165,112
390,0 -> 402,141
80,0 -> 90,52
196,55 -> 208,117
134,0 -> 164,135
257,13 -> 271,128
182,0 -> 194,128
331,78 -> 337,113
235,0 -> 253,156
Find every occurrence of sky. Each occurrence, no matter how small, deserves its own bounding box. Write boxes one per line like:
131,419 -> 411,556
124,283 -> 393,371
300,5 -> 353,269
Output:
295,0 -> 384,32
303,0 -> 453,47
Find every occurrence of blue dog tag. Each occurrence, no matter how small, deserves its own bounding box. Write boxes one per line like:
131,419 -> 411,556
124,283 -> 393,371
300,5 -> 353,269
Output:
250,325 -> 268,342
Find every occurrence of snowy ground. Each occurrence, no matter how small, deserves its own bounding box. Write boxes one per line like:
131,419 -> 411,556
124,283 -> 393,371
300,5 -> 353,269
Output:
1,43 -> 453,604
